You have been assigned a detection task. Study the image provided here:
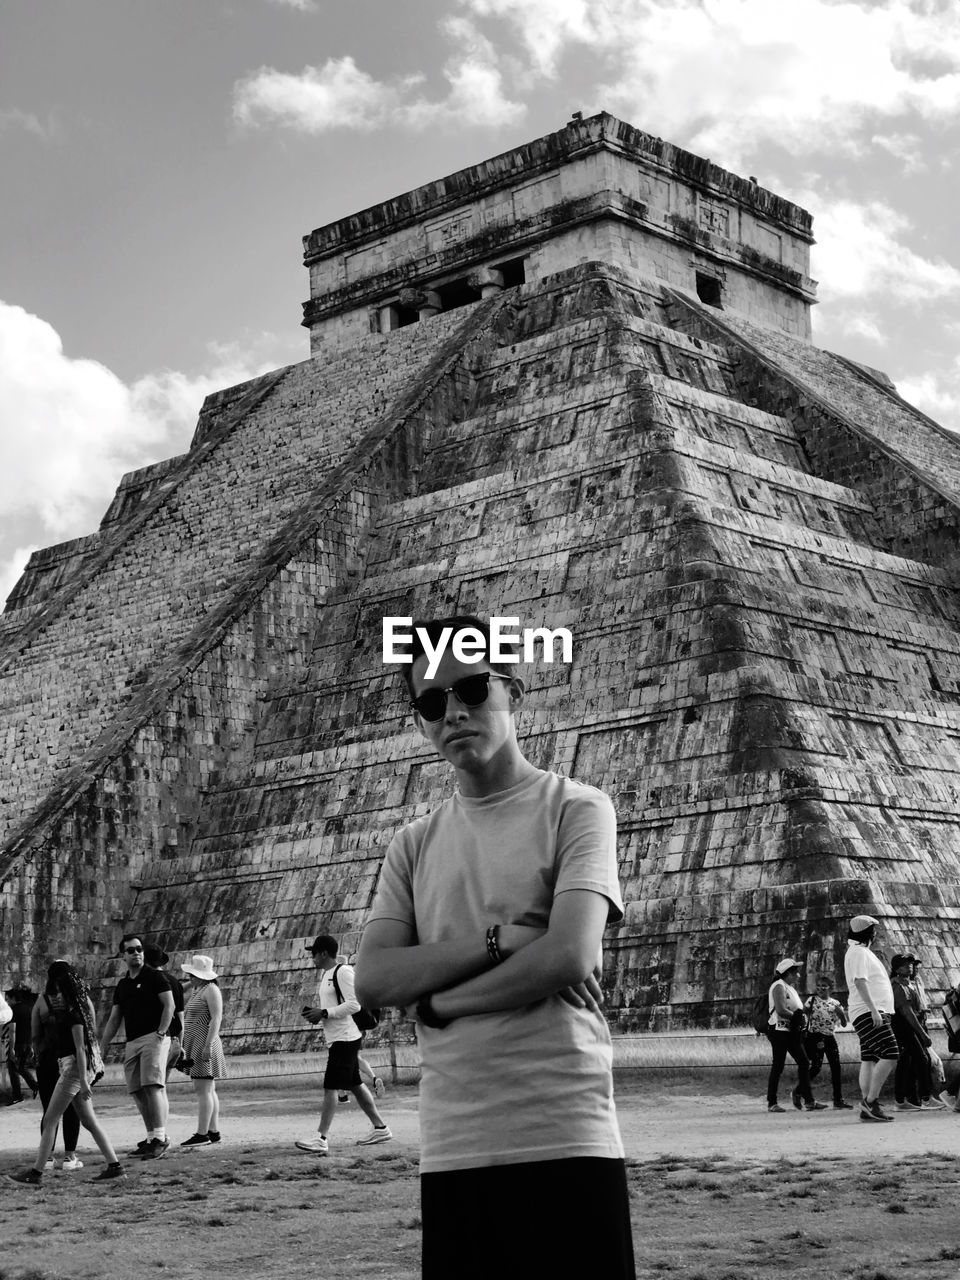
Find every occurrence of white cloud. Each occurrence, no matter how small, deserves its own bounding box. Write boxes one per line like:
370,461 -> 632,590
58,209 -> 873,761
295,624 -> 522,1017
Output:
0,302 -> 287,609
870,131 -> 926,171
836,312 -> 888,345
897,367 -> 960,434
0,107 -> 56,141
234,57 -> 421,132
0,544 -> 38,612
459,0 -> 960,167
233,29 -> 524,133
266,0 -> 316,10
808,197 -> 960,305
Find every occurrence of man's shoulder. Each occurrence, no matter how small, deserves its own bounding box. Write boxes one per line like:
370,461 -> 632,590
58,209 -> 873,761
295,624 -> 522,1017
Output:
557,774 -> 616,812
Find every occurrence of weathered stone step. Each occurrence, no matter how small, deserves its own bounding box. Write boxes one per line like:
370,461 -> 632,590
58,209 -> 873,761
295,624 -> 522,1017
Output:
0,302 -> 488,853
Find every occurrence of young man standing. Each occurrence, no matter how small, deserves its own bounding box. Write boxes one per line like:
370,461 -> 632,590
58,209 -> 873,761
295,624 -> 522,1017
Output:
356,616 -> 635,1280
98,933 -> 175,1158
295,934 -> 391,1155
843,914 -> 899,1122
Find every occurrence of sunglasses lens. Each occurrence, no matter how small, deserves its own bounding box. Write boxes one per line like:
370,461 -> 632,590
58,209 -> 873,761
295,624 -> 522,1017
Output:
413,689 -> 447,721
454,674 -> 491,706
413,674 -> 495,721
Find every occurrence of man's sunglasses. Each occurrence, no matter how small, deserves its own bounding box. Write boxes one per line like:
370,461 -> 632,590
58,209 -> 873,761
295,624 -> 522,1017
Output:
124,946 -> 143,954
411,672 -> 512,723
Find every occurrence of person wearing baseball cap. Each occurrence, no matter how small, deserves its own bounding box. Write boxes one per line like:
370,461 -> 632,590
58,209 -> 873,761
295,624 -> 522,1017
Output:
843,915 -> 898,1121
765,959 -> 825,1113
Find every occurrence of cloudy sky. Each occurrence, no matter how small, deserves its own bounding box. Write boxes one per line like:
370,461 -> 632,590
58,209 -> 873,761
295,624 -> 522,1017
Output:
2,0 -> 960,606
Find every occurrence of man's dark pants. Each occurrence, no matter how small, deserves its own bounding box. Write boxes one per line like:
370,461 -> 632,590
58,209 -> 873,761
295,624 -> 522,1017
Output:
3,1029 -> 38,1102
806,1032 -> 844,1103
893,1029 -> 932,1103
421,1156 -> 636,1279
766,1029 -> 813,1106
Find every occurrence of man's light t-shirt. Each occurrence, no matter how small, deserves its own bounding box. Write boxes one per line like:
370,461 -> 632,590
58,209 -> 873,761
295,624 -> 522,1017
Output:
844,941 -> 894,1021
366,769 -> 626,1173
317,963 -> 361,1045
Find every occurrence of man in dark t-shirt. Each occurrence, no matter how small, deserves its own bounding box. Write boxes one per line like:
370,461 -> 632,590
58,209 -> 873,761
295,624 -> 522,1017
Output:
98,934 -> 175,1160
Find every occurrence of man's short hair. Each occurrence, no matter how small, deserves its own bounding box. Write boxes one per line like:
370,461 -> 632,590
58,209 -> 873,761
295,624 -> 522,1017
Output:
309,934 -> 338,958
399,615 -> 517,697
119,931 -> 143,953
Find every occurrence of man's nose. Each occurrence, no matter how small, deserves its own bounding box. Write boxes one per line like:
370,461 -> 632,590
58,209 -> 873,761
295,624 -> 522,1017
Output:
444,694 -> 469,722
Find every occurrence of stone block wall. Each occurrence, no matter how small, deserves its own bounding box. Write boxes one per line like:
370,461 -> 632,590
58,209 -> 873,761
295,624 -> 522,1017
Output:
0,297 -> 505,1012
5,259 -> 960,1040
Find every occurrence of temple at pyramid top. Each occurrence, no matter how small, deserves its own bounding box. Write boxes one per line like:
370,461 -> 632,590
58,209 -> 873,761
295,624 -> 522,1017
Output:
301,111 -> 816,353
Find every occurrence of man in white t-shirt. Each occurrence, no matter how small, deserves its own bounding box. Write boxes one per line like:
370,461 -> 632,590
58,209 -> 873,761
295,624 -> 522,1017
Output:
843,914 -> 899,1122
295,934 -> 390,1155
357,615 -> 635,1280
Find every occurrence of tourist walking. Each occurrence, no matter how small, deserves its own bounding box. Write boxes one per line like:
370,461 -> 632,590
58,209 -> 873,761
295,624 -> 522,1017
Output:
907,955 -> 948,1104
98,932 -> 175,1159
803,976 -> 851,1109
2,981 -> 38,1106
890,954 -> 937,1110
144,944 -> 185,1079
178,954 -> 226,1148
296,934 -> 391,1155
8,961 -> 123,1186
31,975 -> 83,1169
765,958 -> 824,1112
843,915 -> 899,1122
356,615 -> 636,1279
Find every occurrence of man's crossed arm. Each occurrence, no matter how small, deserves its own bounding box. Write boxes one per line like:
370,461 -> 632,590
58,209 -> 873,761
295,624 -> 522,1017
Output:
355,889 -> 609,1019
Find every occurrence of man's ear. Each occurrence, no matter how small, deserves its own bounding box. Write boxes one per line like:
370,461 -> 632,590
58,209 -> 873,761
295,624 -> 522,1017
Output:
507,675 -> 526,712
410,709 -> 430,741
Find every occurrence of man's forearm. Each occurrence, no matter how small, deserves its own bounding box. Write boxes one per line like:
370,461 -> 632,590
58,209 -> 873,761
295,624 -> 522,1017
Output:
356,934 -> 495,1008
99,1012 -> 121,1050
431,935 -> 594,1020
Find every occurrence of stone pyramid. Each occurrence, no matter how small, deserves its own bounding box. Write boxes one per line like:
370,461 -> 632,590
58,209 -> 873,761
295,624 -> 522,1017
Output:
3,113 -> 960,1041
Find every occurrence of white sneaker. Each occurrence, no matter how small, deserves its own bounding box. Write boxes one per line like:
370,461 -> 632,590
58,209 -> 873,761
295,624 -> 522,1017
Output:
896,1101 -> 922,1110
921,1098 -> 947,1110
373,1076 -> 386,1098
61,1156 -> 84,1171
356,1126 -> 392,1146
294,1136 -> 328,1155
44,1159 -> 56,1171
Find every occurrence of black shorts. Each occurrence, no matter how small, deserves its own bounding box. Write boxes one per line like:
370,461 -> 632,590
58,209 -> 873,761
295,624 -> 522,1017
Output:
421,1157 -> 636,1280
323,1040 -> 362,1091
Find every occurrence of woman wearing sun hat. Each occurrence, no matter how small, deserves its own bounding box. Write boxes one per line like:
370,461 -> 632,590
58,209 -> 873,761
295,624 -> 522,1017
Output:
178,955 -> 226,1148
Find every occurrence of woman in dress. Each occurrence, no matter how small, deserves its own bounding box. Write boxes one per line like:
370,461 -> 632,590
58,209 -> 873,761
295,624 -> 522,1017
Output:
8,961 -> 123,1185
178,954 -> 226,1148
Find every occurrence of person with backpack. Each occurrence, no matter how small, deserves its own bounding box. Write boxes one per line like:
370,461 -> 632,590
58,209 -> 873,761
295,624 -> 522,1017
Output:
765,958 -> 826,1113
295,933 -> 391,1155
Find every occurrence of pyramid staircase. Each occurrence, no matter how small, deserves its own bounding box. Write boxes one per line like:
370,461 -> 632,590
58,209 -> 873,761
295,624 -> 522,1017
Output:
4,261 -> 960,1036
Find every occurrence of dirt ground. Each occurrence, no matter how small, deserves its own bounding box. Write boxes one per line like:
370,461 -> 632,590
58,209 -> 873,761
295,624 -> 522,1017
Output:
3,1069 -> 960,1280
